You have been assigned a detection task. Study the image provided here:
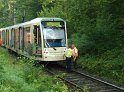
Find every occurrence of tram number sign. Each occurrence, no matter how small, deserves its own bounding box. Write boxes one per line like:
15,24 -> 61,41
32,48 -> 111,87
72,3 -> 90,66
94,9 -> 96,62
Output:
47,22 -> 60,27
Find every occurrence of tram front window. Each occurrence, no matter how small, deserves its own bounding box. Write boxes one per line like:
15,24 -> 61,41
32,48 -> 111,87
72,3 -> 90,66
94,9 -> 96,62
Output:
41,21 -> 66,48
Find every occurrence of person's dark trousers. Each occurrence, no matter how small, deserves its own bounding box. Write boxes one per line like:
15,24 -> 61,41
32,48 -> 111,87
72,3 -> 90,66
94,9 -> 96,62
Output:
72,59 -> 76,69
66,57 -> 72,72
73,59 -> 77,69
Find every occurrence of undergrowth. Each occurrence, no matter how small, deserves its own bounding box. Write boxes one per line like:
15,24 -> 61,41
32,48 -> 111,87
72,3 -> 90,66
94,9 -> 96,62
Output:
0,48 -> 68,92
78,47 -> 124,85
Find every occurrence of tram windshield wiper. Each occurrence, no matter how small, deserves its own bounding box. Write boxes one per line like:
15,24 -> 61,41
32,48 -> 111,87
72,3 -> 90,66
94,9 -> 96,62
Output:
45,41 -> 56,50
53,47 -> 56,51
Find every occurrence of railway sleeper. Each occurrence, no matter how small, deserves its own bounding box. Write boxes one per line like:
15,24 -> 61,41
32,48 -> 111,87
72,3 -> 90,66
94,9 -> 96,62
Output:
89,86 -> 118,92
98,89 -> 122,92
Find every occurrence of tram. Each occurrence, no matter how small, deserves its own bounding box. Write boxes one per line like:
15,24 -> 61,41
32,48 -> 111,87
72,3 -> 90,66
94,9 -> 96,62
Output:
0,18 -> 67,61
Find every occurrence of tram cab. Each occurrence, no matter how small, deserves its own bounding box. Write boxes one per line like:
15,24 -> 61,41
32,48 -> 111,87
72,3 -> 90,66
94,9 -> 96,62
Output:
33,18 -> 67,61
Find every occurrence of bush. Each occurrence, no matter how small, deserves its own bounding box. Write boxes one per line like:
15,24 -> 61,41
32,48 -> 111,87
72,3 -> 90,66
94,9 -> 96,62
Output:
77,47 -> 124,84
0,47 -> 68,92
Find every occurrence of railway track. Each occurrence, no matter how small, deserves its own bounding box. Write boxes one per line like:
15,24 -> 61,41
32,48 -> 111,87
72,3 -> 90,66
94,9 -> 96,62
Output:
45,64 -> 124,92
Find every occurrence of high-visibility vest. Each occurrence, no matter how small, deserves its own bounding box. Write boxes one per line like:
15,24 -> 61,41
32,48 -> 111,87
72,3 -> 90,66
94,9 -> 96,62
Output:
73,47 -> 78,57
65,48 -> 73,58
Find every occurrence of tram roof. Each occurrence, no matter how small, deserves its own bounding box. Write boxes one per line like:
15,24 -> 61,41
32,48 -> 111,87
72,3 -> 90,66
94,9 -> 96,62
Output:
0,17 -> 64,30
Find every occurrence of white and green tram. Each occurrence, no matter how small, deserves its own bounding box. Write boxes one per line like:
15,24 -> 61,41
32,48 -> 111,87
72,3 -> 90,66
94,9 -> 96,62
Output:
0,18 -> 67,61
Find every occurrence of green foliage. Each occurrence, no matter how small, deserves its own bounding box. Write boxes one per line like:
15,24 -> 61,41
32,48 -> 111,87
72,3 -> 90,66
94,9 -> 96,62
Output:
0,0 -> 124,86
0,0 -> 10,27
83,86 -> 89,92
0,48 -> 68,92
0,0 -> 123,55
77,47 -> 124,84
38,0 -> 124,55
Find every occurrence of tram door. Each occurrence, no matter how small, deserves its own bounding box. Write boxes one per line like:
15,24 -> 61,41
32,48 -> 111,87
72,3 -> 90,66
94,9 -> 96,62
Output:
33,25 -> 42,57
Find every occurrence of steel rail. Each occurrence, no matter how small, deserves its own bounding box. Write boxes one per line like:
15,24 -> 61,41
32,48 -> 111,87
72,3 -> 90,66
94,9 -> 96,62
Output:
45,64 -> 124,92
46,69 -> 83,91
73,70 -> 124,91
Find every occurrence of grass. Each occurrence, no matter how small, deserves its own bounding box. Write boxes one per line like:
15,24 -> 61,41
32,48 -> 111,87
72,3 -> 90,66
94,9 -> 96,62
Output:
0,47 -> 68,92
77,47 -> 124,85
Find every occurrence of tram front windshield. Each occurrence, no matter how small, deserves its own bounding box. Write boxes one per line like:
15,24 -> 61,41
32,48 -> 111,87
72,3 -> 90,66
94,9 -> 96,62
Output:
41,21 -> 66,48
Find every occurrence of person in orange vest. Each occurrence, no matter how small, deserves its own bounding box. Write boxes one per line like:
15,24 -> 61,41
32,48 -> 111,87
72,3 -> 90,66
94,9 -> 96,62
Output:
72,44 -> 78,69
64,45 -> 73,72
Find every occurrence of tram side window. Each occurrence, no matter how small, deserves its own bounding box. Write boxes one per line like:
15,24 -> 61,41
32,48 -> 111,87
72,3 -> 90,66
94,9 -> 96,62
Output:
11,29 -> 15,48
2,31 -> 5,44
8,30 -> 10,46
7,30 -> 9,46
3,30 -> 5,45
24,27 -> 32,53
19,27 -> 21,49
6,30 -> 7,45
34,26 -> 41,46
14,29 -> 19,49
24,27 -> 30,44
38,26 -> 41,47
33,25 -> 37,44
33,25 -> 41,46
22,27 -> 24,50
5,30 -> 6,45
4,30 -> 6,45
6,30 -> 8,45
